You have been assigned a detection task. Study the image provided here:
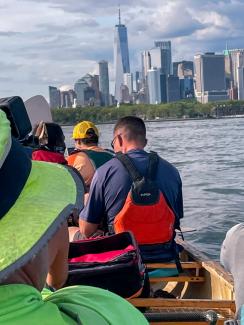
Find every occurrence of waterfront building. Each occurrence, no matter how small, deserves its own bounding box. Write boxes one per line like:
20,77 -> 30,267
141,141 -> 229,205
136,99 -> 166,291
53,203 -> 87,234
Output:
150,41 -> 172,75
124,73 -> 133,94
179,77 -> 194,99
74,79 -> 89,106
167,75 -> 180,102
74,74 -> 101,107
99,60 -> 110,106
224,49 -> 244,100
147,67 -> 161,104
49,86 -> 60,109
120,85 -> 130,103
82,73 -> 100,105
84,87 -> 96,106
134,71 -> 140,92
141,51 -> 151,83
59,85 -> 75,108
159,73 -> 167,103
173,61 -> 194,78
194,53 -> 229,103
114,7 -> 130,102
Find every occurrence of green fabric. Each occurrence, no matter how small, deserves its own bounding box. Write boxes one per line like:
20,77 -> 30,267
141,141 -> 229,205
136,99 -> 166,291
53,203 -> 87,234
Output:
0,284 -> 148,325
0,110 -> 11,164
0,161 -> 79,275
84,150 -> 113,169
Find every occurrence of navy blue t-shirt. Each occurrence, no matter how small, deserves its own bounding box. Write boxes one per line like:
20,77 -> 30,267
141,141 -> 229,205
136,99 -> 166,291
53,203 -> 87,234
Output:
80,149 -> 183,229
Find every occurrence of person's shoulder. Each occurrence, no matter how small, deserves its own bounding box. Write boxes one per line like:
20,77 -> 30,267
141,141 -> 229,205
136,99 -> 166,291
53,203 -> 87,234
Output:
157,154 -> 181,176
97,155 -> 121,172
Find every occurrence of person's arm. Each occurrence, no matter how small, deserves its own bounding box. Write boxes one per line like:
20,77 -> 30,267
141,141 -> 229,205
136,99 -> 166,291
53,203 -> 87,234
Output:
79,219 -> 99,238
79,170 -> 105,237
46,223 -> 69,289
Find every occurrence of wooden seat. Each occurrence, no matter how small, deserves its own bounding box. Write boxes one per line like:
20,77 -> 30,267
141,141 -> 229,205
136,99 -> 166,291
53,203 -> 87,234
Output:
146,261 -> 204,283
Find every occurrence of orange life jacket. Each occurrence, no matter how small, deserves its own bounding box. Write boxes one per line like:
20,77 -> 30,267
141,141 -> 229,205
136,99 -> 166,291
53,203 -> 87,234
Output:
113,152 -> 176,245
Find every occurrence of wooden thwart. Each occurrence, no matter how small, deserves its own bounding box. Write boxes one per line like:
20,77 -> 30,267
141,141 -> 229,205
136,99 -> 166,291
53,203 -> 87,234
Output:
146,262 -> 202,269
149,275 -> 205,283
131,298 -> 235,311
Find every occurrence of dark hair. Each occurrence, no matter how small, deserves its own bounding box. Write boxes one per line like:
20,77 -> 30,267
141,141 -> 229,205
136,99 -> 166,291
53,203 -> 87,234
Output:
114,116 -> 146,143
45,123 -> 65,149
77,128 -> 98,145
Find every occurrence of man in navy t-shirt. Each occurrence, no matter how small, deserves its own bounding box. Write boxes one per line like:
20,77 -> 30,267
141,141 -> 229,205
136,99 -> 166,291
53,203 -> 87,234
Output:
69,116 -> 183,241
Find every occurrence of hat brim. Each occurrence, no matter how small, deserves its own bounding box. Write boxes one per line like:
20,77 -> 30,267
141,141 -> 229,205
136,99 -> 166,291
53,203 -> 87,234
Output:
0,161 -> 84,281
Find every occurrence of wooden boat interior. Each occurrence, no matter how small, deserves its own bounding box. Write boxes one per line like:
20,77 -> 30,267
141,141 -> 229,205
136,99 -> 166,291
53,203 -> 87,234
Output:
130,239 -> 236,325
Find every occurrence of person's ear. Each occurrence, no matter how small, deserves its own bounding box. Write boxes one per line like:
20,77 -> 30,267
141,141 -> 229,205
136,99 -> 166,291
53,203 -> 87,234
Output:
144,138 -> 148,147
118,134 -> 123,147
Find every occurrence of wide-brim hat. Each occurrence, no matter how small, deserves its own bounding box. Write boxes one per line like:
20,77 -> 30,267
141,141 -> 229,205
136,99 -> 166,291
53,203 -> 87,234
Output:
0,110 -> 84,281
72,121 -> 99,139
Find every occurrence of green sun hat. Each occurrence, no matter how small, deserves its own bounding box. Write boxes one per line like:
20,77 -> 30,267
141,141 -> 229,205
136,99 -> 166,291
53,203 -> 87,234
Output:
0,110 -> 84,281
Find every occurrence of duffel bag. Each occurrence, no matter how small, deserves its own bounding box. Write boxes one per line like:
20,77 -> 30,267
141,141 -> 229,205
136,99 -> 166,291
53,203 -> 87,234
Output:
65,231 -> 147,298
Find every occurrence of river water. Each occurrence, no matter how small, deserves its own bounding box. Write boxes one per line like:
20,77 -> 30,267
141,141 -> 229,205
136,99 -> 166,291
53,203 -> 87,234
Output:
63,117 -> 244,260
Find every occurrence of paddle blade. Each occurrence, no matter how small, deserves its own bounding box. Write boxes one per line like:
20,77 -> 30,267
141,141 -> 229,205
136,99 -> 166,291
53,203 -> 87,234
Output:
25,95 -> 52,127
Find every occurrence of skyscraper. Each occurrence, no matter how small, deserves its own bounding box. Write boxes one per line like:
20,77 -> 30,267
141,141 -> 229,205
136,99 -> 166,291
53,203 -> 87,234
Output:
225,49 -> 244,100
134,71 -> 140,92
147,67 -> 161,104
114,7 -> 130,102
167,75 -> 180,102
49,86 -> 61,109
99,60 -> 110,106
150,41 -> 172,75
194,53 -> 228,103
141,51 -> 151,83
124,73 -> 133,94
74,79 -> 88,106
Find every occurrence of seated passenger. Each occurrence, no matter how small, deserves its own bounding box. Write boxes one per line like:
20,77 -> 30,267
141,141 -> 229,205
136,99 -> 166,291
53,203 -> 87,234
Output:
220,223 -> 244,321
0,110 -> 148,325
67,121 -> 113,191
32,121 -> 67,164
69,116 -> 183,264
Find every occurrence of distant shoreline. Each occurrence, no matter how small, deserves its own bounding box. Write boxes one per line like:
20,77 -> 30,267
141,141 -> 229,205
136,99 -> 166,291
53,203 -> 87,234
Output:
61,115 -> 244,127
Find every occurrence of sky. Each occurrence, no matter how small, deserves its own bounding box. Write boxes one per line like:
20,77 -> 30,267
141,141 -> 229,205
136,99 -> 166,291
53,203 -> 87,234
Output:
0,0 -> 244,101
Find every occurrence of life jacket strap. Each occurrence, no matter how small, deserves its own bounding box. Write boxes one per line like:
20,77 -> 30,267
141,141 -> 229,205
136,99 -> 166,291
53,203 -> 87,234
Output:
115,151 -> 159,182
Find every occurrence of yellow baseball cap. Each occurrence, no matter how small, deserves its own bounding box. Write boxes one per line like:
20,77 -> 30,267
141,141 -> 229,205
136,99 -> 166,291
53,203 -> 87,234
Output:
72,121 -> 99,139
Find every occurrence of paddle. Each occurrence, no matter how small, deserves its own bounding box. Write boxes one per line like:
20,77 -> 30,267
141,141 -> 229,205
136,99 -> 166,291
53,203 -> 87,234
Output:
176,227 -> 197,233
24,95 -> 52,127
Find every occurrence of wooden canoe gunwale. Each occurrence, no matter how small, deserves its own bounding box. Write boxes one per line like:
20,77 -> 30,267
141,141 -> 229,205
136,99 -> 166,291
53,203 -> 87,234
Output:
130,239 -> 236,323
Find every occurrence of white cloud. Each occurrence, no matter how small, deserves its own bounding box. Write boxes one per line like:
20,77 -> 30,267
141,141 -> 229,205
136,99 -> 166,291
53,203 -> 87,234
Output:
0,0 -> 244,100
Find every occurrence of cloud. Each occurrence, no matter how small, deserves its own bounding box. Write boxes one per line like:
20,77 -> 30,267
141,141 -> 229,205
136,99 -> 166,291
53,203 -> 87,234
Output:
0,0 -> 244,100
0,31 -> 21,36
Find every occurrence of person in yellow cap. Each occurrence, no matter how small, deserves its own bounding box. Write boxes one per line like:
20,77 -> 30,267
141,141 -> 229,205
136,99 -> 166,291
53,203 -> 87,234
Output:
67,121 -> 113,191
0,109 -> 149,325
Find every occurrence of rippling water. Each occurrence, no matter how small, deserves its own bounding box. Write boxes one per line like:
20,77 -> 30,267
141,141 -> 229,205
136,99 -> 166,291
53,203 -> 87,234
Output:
63,117 -> 244,259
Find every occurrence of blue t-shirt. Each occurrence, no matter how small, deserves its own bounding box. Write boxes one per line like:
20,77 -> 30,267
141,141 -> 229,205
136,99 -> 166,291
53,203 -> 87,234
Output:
80,149 -> 183,230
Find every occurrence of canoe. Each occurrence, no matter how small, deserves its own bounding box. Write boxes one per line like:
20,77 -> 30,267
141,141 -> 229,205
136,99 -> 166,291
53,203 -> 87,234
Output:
130,238 -> 235,325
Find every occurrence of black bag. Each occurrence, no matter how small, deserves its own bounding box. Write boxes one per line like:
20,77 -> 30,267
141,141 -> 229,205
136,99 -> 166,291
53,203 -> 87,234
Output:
65,232 -> 147,298
0,96 -> 32,140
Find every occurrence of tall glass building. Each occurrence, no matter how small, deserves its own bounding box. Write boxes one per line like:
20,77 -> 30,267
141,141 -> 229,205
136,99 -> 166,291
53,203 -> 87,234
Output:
114,8 -> 130,102
150,41 -> 172,76
99,60 -> 110,106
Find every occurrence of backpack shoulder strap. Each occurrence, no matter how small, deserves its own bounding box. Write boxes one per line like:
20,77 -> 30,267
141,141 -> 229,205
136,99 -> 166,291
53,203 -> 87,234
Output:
116,152 -> 142,182
147,151 -> 159,180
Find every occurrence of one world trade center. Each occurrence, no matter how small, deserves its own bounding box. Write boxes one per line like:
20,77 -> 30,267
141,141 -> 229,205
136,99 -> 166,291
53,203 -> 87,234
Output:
114,8 -> 130,103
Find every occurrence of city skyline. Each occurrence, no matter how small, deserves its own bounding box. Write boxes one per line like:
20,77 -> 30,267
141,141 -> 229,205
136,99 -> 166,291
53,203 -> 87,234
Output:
1,1 -> 244,100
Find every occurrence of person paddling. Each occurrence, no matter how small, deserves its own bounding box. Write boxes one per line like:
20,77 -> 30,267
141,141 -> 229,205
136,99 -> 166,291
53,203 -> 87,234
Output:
67,121 -> 113,191
69,116 -> 183,266
0,110 -> 148,325
32,121 -> 67,164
